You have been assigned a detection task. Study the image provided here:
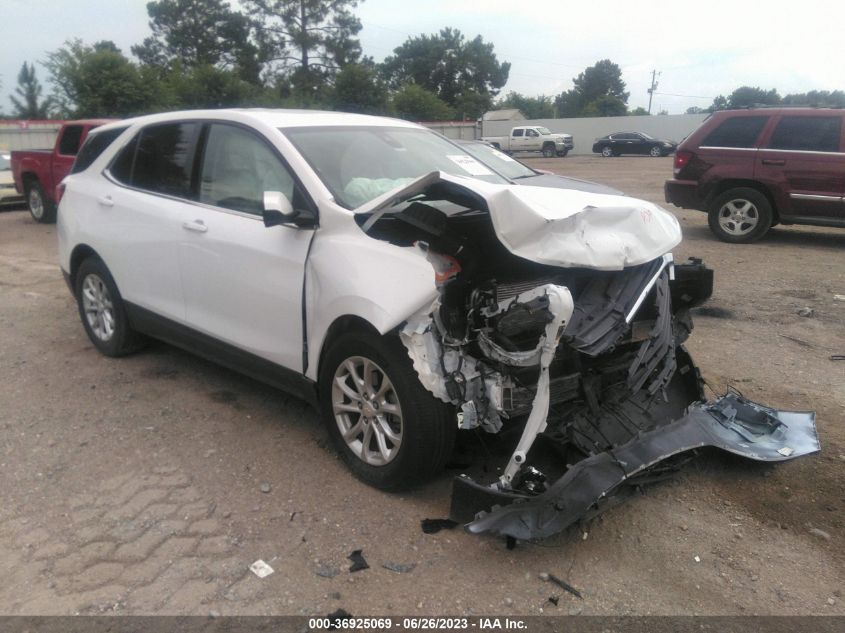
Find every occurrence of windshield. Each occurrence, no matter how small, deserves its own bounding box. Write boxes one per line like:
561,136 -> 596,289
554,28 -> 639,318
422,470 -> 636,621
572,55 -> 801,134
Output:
639,132 -> 655,140
0,154 -> 10,171
459,142 -> 537,180
537,127 -> 552,135
282,126 -> 509,208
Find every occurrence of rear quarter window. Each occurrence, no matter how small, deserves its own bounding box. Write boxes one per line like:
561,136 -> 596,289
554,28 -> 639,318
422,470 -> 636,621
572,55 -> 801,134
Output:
768,116 -> 842,152
71,126 -> 128,174
701,116 -> 768,148
58,125 -> 86,156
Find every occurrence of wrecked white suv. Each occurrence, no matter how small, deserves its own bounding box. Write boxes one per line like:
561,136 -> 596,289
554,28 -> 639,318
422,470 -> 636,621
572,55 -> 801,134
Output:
58,110 -> 818,540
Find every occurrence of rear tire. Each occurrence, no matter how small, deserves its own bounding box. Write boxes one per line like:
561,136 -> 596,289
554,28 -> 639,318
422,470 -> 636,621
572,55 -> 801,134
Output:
319,331 -> 456,491
707,187 -> 773,243
649,146 -> 663,157
75,257 -> 144,357
26,180 -> 56,224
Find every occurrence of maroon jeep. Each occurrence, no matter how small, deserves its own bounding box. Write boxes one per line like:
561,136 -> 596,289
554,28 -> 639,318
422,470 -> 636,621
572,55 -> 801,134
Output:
665,108 -> 845,242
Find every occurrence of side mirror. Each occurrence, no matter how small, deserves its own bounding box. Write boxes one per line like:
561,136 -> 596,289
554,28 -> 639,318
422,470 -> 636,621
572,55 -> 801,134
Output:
262,191 -> 300,227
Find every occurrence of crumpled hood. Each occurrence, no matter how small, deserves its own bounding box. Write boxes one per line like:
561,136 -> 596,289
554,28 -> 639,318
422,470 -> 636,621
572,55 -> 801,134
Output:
355,171 -> 682,271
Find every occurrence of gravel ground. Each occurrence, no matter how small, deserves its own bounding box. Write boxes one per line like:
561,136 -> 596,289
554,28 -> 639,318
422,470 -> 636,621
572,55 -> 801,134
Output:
0,155 -> 842,616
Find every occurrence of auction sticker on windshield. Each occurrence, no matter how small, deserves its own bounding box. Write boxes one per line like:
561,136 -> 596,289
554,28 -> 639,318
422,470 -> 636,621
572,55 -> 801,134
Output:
447,154 -> 494,176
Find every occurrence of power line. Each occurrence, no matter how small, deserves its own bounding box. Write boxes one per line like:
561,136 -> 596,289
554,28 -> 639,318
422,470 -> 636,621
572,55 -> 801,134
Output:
653,91 -> 712,100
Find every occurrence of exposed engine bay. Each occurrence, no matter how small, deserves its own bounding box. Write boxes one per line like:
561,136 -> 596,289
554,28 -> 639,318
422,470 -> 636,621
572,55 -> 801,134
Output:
356,175 -> 820,540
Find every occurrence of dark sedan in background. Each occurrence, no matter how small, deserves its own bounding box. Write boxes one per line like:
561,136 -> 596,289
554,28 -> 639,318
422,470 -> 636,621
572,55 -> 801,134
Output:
592,132 -> 677,157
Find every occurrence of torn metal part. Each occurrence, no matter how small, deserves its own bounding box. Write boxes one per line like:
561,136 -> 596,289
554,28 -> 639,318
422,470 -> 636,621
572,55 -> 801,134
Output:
460,393 -> 819,540
496,285 -> 574,486
400,306 -> 505,433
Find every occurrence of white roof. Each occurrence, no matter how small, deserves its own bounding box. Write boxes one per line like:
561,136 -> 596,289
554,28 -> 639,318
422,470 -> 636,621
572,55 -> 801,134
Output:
95,108 -> 423,132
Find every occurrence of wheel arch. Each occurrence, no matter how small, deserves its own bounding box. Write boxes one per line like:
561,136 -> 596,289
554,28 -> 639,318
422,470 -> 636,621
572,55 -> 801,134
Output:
315,315 -> 383,396
707,180 -> 780,223
69,244 -> 104,290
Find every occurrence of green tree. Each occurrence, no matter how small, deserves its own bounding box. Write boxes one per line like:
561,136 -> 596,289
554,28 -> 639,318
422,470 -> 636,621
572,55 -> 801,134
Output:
495,91 -> 555,119
132,0 -> 261,82
391,84 -> 453,121
45,40 -> 159,117
629,106 -> 650,116
245,0 -> 363,96
331,62 -> 387,114
707,94 -> 728,112
165,63 -> 262,108
685,106 -> 705,114
555,60 -> 628,117
782,90 -> 845,107
381,28 -> 510,119
10,62 -> 53,119
727,86 -> 780,108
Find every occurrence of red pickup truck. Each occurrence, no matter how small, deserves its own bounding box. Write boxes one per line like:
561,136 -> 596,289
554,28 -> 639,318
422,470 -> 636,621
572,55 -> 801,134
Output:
11,120 -> 112,223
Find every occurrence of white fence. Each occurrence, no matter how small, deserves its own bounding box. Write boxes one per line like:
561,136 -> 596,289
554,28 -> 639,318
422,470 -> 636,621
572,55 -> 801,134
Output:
0,121 -> 63,152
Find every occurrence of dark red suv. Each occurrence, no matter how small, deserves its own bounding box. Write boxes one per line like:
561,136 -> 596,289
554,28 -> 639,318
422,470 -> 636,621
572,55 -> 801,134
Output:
665,108 -> 845,242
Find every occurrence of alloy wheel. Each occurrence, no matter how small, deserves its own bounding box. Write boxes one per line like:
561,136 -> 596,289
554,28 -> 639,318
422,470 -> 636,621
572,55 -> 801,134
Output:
717,199 -> 759,236
81,274 -> 116,341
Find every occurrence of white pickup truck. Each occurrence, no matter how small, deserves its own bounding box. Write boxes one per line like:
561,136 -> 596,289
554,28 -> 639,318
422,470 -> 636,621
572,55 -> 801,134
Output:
481,126 -> 574,157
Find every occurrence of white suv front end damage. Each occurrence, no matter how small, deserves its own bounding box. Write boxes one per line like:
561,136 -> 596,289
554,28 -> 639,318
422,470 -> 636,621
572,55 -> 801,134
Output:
354,171 -> 818,540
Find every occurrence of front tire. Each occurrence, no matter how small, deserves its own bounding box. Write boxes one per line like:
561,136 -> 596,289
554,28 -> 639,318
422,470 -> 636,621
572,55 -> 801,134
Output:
542,143 -> 556,158
556,149 -> 569,157
319,331 -> 456,491
601,146 -> 614,157
26,180 -> 56,224
75,258 -> 143,357
649,146 -> 663,157
707,187 -> 773,243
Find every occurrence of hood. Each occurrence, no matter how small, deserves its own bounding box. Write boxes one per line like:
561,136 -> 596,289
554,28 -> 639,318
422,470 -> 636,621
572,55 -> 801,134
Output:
355,171 -> 682,271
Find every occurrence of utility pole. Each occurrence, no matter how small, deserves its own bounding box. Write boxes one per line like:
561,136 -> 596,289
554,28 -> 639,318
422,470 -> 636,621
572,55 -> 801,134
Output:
647,69 -> 661,114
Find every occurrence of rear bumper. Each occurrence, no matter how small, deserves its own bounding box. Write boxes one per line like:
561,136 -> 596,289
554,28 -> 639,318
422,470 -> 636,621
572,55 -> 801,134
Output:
664,179 -> 704,211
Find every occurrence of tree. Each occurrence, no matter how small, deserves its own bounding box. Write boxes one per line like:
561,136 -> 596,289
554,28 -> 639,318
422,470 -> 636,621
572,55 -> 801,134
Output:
629,106 -> 650,116
331,62 -> 387,114
165,63 -> 262,108
10,62 -> 53,119
782,90 -> 845,107
391,84 -> 453,121
707,95 -> 728,112
381,28 -> 510,119
685,106 -> 705,114
45,40 -> 159,117
245,0 -> 362,96
727,86 -> 780,109
132,0 -> 262,82
495,91 -> 554,119
555,59 -> 628,118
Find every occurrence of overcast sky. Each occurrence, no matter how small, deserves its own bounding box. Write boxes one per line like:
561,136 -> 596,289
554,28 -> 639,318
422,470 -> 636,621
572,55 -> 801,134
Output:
2,0 -> 843,116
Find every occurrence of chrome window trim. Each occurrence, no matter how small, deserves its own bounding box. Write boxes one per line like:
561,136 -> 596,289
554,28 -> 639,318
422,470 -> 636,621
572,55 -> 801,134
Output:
697,146 -> 759,151
698,146 -> 845,156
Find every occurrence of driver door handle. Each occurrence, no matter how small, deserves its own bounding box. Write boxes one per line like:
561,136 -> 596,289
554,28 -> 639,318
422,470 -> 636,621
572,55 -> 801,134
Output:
182,219 -> 208,233
762,159 -> 786,166
97,195 -> 114,207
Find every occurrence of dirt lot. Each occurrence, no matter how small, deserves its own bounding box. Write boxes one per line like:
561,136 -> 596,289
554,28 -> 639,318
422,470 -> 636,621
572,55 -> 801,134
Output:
0,155 -> 843,616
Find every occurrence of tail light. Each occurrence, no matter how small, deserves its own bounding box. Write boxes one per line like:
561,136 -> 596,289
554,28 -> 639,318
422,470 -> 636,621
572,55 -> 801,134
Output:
55,182 -> 67,204
673,150 -> 693,176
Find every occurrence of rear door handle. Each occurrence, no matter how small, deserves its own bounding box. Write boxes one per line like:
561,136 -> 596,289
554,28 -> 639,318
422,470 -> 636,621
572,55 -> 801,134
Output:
97,195 -> 114,207
762,159 -> 786,166
182,220 -> 208,233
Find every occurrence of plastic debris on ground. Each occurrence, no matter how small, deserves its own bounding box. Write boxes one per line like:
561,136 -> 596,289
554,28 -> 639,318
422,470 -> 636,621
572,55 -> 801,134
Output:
421,518 -> 458,534
249,559 -> 274,578
348,549 -> 369,572
382,561 -> 416,573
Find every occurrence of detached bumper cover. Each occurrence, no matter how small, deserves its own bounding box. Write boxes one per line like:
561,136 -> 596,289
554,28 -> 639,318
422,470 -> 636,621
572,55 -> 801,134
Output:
458,393 -> 819,540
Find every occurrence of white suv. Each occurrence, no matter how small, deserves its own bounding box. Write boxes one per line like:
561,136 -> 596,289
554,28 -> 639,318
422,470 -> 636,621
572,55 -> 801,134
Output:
58,109 -> 814,539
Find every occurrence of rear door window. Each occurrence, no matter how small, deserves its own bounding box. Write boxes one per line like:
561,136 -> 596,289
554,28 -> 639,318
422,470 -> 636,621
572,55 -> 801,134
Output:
701,116 -> 768,148
131,123 -> 199,198
71,126 -> 128,174
58,125 -> 86,156
768,116 -> 842,152
512,129 -> 524,137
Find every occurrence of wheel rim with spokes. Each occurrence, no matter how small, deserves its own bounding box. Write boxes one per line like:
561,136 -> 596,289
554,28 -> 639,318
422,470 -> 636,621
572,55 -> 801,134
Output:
602,147 -> 612,156
650,146 -> 661,157
81,274 -> 116,341
332,356 -> 403,466
717,199 -> 759,236
28,189 -> 43,220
